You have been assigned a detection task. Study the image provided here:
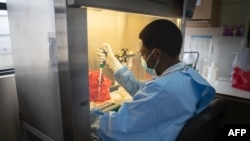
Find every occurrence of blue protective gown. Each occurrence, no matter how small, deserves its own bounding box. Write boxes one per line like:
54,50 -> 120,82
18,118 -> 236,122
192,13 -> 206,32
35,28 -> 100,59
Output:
91,62 -> 215,141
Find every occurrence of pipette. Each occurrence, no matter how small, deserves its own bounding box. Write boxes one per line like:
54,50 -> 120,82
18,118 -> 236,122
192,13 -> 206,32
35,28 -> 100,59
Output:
97,48 -> 107,99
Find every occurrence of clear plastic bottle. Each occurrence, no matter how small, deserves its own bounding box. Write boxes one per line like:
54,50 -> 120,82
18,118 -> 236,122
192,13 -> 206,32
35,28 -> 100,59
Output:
207,62 -> 218,84
202,59 -> 209,79
230,52 -> 239,81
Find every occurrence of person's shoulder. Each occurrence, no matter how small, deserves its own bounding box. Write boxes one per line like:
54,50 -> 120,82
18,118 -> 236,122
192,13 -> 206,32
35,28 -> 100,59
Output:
149,72 -> 191,89
159,69 -> 192,82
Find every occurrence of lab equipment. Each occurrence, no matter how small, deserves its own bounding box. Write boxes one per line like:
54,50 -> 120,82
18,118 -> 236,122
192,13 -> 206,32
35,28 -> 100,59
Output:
98,63 -> 103,99
97,102 -> 114,110
230,52 -> 239,81
239,47 -> 250,71
102,104 -> 120,112
98,47 -> 107,99
207,61 -> 218,84
115,48 -> 135,68
202,59 -> 209,79
97,43 -> 123,73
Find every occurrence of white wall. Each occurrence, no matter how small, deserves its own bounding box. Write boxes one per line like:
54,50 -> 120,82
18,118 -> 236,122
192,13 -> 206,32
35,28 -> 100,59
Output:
184,28 -> 244,78
183,0 -> 250,79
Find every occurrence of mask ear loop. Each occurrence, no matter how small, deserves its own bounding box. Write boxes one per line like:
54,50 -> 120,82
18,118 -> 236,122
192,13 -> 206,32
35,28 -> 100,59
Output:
153,48 -> 161,69
145,49 -> 156,62
153,59 -> 160,69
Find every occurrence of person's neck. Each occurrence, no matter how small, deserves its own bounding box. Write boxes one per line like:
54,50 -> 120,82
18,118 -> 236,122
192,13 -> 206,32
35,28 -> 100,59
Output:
156,57 -> 180,76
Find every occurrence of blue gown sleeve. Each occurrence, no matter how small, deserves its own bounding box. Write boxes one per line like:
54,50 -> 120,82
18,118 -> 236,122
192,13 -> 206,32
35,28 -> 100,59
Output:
114,67 -> 145,96
90,108 -> 104,140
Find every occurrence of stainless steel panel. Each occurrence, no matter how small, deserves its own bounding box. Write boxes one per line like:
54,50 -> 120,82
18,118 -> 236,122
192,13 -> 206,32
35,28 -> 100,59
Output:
55,1 -> 91,139
0,75 -> 21,141
8,0 -> 91,140
7,0 -> 64,140
66,7 -> 91,141
54,1 -> 74,140
55,0 -> 91,139
67,0 -> 183,18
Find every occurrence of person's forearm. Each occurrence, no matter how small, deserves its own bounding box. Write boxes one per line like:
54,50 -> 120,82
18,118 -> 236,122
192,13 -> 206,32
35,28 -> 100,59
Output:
114,67 -> 144,96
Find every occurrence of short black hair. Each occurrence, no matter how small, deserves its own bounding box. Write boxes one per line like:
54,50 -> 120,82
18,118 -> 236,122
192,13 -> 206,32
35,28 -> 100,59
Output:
139,19 -> 183,57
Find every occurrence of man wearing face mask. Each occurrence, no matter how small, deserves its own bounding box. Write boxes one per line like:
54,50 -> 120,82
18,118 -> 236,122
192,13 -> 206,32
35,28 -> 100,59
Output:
91,19 -> 215,141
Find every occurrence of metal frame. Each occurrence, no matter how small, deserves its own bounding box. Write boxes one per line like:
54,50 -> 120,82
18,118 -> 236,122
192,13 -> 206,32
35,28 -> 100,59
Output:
22,121 -> 55,141
55,0 -> 91,140
67,0 -> 183,18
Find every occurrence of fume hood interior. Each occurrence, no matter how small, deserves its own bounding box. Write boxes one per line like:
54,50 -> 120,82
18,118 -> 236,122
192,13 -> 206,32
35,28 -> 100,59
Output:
87,7 -> 181,83
86,7 -> 181,111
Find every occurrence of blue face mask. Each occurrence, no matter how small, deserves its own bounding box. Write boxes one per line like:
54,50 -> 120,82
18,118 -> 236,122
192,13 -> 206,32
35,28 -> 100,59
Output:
141,50 -> 159,76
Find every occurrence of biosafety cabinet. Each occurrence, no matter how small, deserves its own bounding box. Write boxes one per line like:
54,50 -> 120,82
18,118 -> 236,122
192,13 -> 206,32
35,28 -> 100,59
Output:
7,0 -> 196,141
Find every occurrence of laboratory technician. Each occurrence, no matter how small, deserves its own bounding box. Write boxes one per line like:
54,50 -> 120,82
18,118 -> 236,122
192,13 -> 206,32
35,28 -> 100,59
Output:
91,19 -> 216,141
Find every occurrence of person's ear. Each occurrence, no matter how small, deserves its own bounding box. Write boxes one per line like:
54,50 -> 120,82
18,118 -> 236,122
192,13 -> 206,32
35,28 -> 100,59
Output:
153,49 -> 162,59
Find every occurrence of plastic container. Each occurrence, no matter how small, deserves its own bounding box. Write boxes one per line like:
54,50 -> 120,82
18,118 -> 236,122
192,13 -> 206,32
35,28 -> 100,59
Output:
230,52 -> 239,80
207,62 -> 218,84
202,59 -> 209,79
231,47 -> 250,91
239,47 -> 250,71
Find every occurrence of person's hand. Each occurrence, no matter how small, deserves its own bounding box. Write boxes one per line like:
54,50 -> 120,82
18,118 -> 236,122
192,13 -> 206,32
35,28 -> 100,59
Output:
96,48 -> 106,66
96,43 -> 115,66
96,42 -> 123,72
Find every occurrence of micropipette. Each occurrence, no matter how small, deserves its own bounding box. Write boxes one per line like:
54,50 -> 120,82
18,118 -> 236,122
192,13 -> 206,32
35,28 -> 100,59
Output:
98,48 -> 107,99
